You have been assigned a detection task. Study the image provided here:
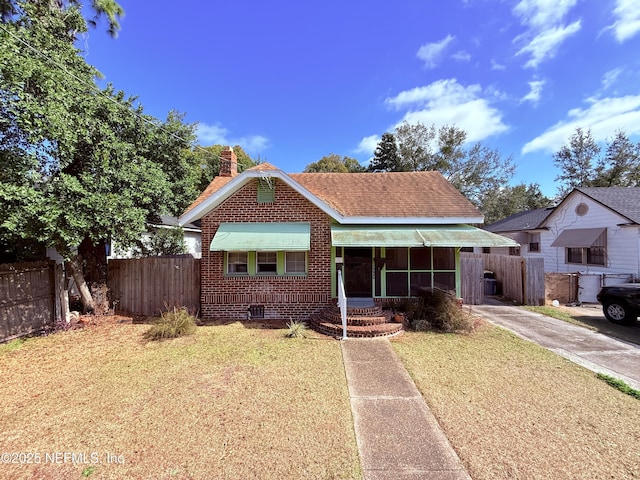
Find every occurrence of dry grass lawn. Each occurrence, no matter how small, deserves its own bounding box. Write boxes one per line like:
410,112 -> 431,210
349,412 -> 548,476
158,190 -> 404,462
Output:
392,324 -> 640,480
0,318 -> 361,480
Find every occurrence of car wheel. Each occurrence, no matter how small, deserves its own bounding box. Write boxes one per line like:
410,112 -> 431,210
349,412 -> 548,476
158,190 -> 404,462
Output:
603,301 -> 636,326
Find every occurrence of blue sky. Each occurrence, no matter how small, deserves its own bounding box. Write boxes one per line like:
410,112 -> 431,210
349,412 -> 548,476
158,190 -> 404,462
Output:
81,0 -> 640,197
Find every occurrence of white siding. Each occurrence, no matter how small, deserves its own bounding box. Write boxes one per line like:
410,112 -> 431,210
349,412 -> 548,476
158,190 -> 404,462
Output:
539,192 -> 640,276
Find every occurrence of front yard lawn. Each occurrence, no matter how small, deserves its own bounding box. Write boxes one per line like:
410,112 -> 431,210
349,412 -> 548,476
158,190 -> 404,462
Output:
392,325 -> 640,480
0,318 -> 361,480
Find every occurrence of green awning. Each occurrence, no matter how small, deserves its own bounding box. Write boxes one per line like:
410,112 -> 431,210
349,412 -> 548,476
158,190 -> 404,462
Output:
331,224 -> 519,248
331,225 -> 424,247
210,223 -> 310,251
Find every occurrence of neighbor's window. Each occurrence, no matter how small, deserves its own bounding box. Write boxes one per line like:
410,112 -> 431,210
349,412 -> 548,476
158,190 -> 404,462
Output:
587,246 -> 606,265
566,247 -> 606,266
529,233 -> 540,252
256,251 -> 277,273
566,229 -> 606,266
227,252 -> 248,274
285,251 -> 306,274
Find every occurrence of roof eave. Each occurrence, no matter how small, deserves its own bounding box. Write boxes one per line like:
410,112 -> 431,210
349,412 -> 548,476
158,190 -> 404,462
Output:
337,216 -> 484,225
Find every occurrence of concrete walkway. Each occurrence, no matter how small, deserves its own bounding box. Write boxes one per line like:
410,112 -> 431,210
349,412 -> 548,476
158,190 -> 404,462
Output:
471,303 -> 640,391
342,338 -> 470,480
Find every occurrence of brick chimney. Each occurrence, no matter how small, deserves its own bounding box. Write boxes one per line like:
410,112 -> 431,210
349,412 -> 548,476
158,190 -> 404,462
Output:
219,146 -> 238,177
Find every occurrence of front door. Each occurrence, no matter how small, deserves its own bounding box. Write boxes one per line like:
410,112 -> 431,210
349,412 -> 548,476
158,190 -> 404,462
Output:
343,247 -> 372,297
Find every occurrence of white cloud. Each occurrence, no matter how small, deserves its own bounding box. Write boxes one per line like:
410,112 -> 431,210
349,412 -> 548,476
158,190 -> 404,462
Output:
512,0 -> 581,69
522,95 -> 640,154
452,50 -> 471,62
520,79 -> 546,105
355,134 -> 380,156
601,67 -> 623,90
416,34 -> 455,68
196,122 -> 269,154
608,0 -> 640,42
491,59 -> 506,71
515,21 -> 581,68
384,79 -> 509,142
513,0 -> 578,29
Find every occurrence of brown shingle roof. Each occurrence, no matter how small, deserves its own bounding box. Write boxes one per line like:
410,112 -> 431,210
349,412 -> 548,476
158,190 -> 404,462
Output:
290,171 -> 481,218
182,167 -> 482,220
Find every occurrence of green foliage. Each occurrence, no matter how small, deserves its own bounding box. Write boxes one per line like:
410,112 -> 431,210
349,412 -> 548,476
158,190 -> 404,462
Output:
0,338 -> 25,354
0,0 -> 123,37
191,144 -> 258,193
553,127 -> 601,197
371,122 -> 516,209
400,289 -> 474,333
481,183 -> 553,224
129,226 -> 187,257
597,373 -> 640,400
368,132 -> 400,172
81,466 -> 96,477
0,0 -> 197,276
144,307 -> 197,341
284,320 -> 309,338
553,128 -> 640,197
304,153 -> 365,173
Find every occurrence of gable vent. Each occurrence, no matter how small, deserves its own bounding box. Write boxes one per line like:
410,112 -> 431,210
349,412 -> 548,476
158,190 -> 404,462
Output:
257,178 -> 275,203
575,203 -> 589,216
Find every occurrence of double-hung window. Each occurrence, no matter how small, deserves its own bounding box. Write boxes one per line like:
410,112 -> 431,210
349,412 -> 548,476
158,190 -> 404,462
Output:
227,252 -> 248,274
225,251 -> 307,276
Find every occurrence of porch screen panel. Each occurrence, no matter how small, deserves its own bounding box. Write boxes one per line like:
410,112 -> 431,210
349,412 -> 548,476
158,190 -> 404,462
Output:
386,272 -> 408,296
434,272 -> 455,291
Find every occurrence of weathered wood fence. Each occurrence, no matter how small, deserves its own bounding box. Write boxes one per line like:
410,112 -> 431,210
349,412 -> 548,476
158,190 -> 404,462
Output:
461,253 -> 545,306
0,261 -> 65,342
107,256 -> 200,316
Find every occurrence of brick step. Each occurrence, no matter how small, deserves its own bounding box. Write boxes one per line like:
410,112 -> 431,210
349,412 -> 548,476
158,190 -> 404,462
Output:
317,309 -> 392,326
310,318 -> 403,338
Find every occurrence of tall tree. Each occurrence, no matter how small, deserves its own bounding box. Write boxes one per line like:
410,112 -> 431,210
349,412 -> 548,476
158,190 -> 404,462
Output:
593,130 -> 640,187
0,0 -> 195,311
304,154 -> 365,173
394,122 -> 437,171
368,132 -> 400,172
553,127 -> 601,197
1,0 -> 124,36
480,183 -> 553,225
389,122 -> 516,208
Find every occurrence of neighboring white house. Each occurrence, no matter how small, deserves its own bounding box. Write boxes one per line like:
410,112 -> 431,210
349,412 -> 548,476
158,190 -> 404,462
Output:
485,187 -> 640,302
108,215 -> 202,259
483,207 -> 554,257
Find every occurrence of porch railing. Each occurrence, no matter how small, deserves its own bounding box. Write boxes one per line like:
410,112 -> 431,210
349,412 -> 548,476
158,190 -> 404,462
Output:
337,270 -> 347,340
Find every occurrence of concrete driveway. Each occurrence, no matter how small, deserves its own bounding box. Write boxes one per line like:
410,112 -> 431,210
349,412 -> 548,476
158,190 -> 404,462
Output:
470,302 -> 640,391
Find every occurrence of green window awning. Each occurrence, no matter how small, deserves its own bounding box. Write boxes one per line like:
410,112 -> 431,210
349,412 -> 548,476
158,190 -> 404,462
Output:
210,223 -> 310,251
331,224 -> 519,248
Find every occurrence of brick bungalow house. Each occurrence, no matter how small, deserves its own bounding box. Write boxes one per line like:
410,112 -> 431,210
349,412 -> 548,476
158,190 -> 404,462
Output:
179,147 -> 516,335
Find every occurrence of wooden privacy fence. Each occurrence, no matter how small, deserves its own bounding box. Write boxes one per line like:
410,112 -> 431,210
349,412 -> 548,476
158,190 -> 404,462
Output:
108,256 -> 200,316
0,261 -> 65,342
461,253 -> 545,306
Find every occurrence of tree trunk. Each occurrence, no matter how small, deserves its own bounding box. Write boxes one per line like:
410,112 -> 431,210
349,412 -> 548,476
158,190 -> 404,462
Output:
78,237 -> 107,284
64,256 -> 95,313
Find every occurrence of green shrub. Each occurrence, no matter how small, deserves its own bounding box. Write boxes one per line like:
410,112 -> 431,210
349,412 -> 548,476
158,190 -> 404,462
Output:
144,307 -> 197,341
406,288 -> 474,333
284,320 -> 309,338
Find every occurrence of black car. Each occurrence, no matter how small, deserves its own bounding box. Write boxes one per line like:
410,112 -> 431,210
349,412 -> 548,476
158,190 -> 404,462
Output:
597,283 -> 640,325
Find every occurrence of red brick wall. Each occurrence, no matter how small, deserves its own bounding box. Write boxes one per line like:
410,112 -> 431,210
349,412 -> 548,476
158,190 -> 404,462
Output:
200,179 -> 333,321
